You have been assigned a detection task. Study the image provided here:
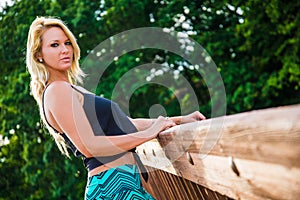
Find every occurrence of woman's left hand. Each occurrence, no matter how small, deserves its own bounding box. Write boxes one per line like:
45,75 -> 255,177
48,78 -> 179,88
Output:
180,111 -> 206,124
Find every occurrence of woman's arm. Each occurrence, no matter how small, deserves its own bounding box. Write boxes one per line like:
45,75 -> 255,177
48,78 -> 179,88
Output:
129,111 -> 206,131
44,81 -> 176,158
128,118 -> 154,131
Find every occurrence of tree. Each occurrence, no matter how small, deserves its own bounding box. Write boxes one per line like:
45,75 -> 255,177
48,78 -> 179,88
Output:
0,0 -> 102,199
151,0 -> 299,113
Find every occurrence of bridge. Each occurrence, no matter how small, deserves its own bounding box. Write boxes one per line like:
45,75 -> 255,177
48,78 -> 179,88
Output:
137,104 -> 300,199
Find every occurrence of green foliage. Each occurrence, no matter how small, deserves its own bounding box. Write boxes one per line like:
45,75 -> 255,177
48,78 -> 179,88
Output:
231,0 -> 300,111
0,0 -> 299,199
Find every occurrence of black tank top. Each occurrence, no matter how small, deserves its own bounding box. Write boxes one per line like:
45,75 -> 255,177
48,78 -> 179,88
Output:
42,83 -> 148,181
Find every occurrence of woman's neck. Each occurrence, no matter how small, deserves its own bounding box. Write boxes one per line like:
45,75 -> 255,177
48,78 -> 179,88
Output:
47,69 -> 70,85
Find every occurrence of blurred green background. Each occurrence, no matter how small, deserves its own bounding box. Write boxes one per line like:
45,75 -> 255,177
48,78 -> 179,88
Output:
0,0 -> 299,199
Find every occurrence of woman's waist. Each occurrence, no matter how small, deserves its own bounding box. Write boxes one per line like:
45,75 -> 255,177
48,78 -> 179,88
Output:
88,152 -> 136,177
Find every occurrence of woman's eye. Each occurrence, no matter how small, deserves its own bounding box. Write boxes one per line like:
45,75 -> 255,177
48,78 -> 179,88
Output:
50,43 -> 59,47
65,41 -> 72,46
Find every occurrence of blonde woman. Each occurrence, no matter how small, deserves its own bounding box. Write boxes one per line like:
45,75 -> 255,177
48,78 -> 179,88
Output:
26,16 -> 206,199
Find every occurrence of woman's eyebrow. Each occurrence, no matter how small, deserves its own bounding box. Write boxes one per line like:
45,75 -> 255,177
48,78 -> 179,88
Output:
49,38 -> 70,43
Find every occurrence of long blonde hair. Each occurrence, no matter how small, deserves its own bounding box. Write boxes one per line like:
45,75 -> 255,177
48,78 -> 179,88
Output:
26,16 -> 85,156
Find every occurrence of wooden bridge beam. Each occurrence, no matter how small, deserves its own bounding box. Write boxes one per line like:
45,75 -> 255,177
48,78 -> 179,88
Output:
137,104 -> 300,200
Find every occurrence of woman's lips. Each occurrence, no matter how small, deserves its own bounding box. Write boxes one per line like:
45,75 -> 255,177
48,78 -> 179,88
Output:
61,57 -> 71,62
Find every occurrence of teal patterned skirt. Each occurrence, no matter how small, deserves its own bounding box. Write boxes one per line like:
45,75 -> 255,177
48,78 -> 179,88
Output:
85,164 -> 155,200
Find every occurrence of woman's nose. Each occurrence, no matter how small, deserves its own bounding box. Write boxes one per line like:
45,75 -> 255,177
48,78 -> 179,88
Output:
61,44 -> 69,53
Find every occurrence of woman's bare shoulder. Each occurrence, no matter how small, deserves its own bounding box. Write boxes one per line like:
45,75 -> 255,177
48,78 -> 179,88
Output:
46,81 -> 71,91
44,81 -> 73,102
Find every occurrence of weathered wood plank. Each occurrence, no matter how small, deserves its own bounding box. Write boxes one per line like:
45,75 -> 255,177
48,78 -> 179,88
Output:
169,153 -> 300,200
159,104 -> 300,168
137,104 -> 300,200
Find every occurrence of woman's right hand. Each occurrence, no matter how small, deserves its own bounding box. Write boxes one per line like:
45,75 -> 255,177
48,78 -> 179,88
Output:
146,116 -> 176,139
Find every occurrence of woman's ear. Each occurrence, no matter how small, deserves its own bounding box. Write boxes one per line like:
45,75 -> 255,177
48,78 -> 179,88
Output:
36,52 -> 43,63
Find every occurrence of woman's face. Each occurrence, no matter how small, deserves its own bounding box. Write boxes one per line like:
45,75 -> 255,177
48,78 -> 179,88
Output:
39,27 -> 73,72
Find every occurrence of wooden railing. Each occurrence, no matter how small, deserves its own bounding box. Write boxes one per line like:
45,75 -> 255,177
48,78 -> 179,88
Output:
137,104 -> 300,200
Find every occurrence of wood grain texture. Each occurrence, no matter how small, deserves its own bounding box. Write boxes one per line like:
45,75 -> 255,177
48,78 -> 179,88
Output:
137,104 -> 300,200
